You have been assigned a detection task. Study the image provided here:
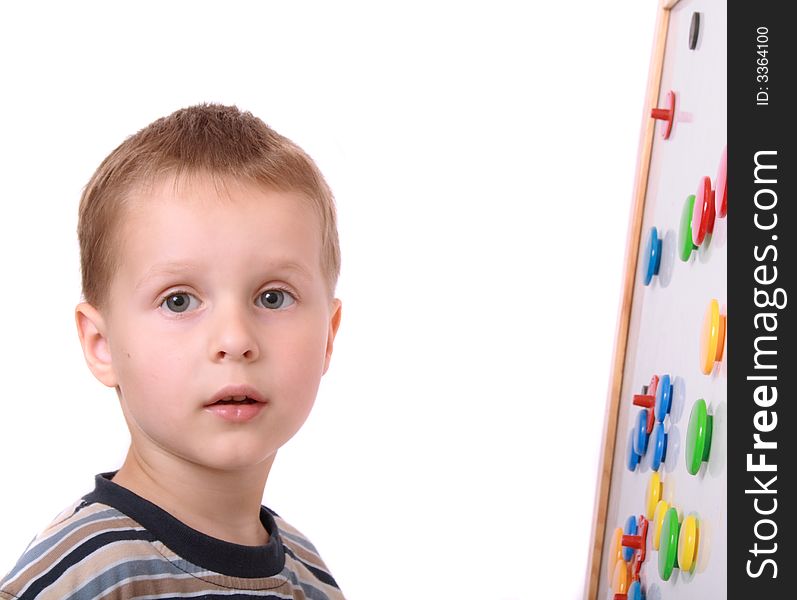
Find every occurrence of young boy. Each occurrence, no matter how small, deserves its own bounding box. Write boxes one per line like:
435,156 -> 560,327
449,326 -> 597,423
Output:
1,104 -> 345,599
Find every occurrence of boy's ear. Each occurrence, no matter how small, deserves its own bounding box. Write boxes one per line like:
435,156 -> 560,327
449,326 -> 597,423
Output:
322,299 -> 342,375
75,302 -> 118,388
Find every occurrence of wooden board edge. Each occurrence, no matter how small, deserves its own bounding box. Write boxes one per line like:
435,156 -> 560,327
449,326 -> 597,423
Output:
582,3 -> 674,598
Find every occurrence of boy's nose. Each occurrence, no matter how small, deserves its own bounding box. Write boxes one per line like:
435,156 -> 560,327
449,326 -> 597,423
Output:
210,304 -> 260,362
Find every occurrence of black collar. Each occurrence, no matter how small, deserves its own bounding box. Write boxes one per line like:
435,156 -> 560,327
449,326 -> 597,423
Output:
83,472 -> 286,578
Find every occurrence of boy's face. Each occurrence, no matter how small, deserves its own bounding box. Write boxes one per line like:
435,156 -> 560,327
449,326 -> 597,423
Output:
76,174 -> 341,474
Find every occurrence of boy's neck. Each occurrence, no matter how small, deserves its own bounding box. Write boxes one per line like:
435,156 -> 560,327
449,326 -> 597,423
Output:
112,449 -> 275,547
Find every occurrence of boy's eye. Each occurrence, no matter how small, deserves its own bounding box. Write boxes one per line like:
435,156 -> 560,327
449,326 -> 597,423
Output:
159,289 -> 296,314
161,292 -> 197,314
258,289 -> 295,310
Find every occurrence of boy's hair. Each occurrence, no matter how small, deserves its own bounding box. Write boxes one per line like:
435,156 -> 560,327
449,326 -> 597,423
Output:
77,103 -> 340,312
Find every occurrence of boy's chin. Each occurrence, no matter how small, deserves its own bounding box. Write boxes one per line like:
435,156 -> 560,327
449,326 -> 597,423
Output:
130,439 -> 279,476
184,448 -> 278,474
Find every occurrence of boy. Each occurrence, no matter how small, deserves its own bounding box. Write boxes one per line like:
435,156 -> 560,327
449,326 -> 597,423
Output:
1,104 -> 345,599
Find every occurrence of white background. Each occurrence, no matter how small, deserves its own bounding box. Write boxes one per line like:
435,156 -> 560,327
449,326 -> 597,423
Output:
0,1 -> 657,598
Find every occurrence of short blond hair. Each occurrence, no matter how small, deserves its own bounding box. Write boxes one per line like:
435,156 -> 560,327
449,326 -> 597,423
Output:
77,103 -> 340,311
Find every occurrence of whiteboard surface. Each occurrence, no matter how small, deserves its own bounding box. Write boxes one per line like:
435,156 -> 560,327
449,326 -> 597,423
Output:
599,0 -> 727,597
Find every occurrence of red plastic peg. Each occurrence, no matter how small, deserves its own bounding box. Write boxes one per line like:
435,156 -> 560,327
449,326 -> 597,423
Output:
692,175 -> 716,245
622,516 -> 649,565
631,552 -> 643,581
633,375 -> 659,433
650,90 -> 676,139
716,145 -> 727,217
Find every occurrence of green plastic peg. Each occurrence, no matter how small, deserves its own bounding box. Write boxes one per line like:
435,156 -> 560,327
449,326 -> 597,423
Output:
685,398 -> 713,475
658,507 -> 680,581
678,194 -> 698,261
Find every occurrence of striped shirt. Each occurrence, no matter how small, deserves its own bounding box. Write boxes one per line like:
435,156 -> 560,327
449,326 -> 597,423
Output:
0,473 -> 344,599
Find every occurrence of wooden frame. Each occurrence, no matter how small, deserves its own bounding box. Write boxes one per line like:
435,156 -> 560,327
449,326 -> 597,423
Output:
584,1 -> 681,598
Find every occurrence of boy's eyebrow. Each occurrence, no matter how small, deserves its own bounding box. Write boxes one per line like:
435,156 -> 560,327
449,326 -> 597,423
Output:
134,261 -> 312,290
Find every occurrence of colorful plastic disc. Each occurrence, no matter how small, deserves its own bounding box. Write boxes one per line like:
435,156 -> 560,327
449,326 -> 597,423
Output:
686,398 -> 713,475
689,11 -> 701,49
678,514 -> 699,573
627,429 -> 641,472
612,559 -> 630,594
643,227 -> 662,285
658,508 -> 680,581
627,580 -> 644,600
655,374 -> 672,422
634,410 -> 650,455
622,515 -> 638,562
652,499 -> 670,550
645,471 -> 662,520
700,299 -> 726,374
716,145 -> 727,217
678,195 -> 698,261
692,176 -> 715,246
651,422 -> 668,471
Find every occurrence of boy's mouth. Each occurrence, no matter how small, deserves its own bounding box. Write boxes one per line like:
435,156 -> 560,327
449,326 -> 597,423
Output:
206,384 -> 267,407
213,396 -> 257,405
205,386 -> 267,422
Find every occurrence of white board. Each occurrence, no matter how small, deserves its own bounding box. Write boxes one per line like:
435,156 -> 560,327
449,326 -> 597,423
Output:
596,0 -> 727,597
